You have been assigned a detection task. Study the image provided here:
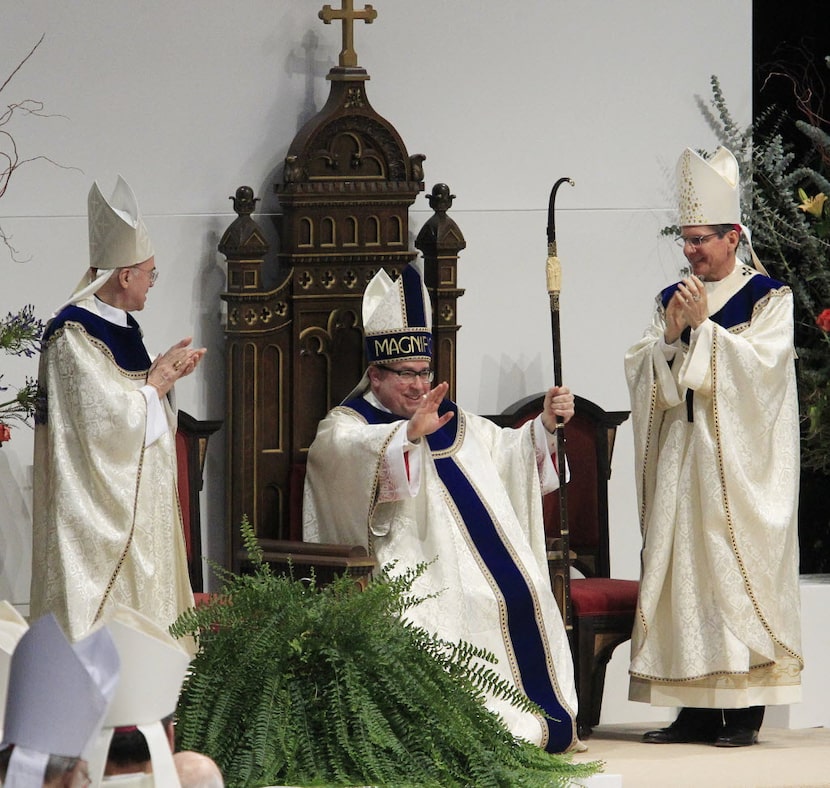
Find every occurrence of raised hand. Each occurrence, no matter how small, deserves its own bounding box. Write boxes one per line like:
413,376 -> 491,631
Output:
406,380 -> 454,441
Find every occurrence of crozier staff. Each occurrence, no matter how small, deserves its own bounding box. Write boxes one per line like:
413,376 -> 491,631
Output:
303,261 -> 580,754
545,175 -> 574,626
31,176 -> 205,642
626,147 -> 802,748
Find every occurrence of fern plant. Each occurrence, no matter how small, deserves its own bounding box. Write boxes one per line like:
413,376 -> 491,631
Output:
171,517 -> 602,788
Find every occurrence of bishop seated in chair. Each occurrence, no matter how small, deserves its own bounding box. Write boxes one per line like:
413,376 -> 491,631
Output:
303,261 -> 580,753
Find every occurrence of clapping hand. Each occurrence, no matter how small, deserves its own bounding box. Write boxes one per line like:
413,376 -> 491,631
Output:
147,337 -> 207,396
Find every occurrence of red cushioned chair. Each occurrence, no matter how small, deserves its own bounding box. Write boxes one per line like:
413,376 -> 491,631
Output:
490,393 -> 635,737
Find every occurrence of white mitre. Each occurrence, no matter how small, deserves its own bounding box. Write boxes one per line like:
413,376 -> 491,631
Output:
86,605 -> 191,788
0,602 -> 28,742
1,614 -> 120,787
60,175 -> 156,311
677,146 -> 740,226
88,175 -> 154,271
676,146 -> 766,274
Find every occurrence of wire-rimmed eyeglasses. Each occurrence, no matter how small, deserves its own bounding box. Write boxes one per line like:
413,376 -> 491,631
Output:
133,267 -> 159,284
674,232 -> 720,249
376,365 -> 434,382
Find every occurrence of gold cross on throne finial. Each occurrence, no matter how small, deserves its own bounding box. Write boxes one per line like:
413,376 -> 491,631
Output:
319,0 -> 377,68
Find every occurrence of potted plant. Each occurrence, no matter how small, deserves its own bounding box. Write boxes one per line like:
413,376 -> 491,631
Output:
171,518 -> 602,788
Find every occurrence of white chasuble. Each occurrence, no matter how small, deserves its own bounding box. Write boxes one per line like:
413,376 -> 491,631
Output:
31,299 -> 194,642
303,394 -> 578,753
625,265 -> 802,708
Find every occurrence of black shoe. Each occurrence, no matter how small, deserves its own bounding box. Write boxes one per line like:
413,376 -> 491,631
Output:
641,723 -> 718,744
714,726 -> 759,747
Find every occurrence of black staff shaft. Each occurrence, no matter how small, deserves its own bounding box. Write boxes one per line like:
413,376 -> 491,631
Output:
546,177 -> 574,630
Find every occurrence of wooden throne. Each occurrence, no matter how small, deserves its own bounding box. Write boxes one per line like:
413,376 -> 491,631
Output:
217,5 -> 635,729
218,6 -> 466,573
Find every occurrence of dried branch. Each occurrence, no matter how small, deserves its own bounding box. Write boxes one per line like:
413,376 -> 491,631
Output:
0,34 -> 80,263
0,33 -> 44,94
760,41 -> 830,167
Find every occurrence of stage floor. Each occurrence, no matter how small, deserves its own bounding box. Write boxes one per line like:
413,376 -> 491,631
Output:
572,723 -> 830,787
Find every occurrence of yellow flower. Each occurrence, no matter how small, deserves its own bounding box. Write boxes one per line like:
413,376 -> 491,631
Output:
798,188 -> 827,218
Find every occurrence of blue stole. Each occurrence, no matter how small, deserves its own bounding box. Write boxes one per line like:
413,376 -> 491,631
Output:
43,304 -> 152,372
346,395 -> 574,752
661,273 -> 787,422
660,273 -> 786,335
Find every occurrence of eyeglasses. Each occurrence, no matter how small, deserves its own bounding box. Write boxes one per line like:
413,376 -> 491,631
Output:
133,267 -> 159,284
675,232 -> 721,249
376,365 -> 434,382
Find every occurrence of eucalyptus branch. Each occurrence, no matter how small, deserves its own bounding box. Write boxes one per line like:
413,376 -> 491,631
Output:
691,75 -> 830,475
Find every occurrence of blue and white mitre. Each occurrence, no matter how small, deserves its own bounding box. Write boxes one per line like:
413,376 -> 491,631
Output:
344,260 -> 433,401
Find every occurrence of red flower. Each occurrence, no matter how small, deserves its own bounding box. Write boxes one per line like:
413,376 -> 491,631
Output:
817,309 -> 830,333
0,423 -> 10,445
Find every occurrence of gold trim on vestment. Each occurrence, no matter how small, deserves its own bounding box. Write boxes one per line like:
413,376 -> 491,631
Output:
94,439 -> 146,624
630,652 -> 802,688
46,321 -> 151,379
429,408 -> 466,459
711,328 -> 803,668
440,451 -> 575,750
334,405 -> 404,558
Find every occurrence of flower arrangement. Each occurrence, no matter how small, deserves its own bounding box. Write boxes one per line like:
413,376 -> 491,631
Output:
692,67 -> 830,572
688,74 -> 830,475
798,187 -> 829,235
796,181 -> 830,473
0,305 -> 44,445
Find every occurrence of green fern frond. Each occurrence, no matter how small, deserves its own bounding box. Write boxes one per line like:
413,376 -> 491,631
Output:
173,519 -> 602,787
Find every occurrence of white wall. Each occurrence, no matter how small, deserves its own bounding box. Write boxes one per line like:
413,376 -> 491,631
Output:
0,1 -> 751,725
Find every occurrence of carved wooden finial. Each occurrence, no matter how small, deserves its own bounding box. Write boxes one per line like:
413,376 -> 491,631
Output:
319,0 -> 377,68
229,186 -> 258,216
